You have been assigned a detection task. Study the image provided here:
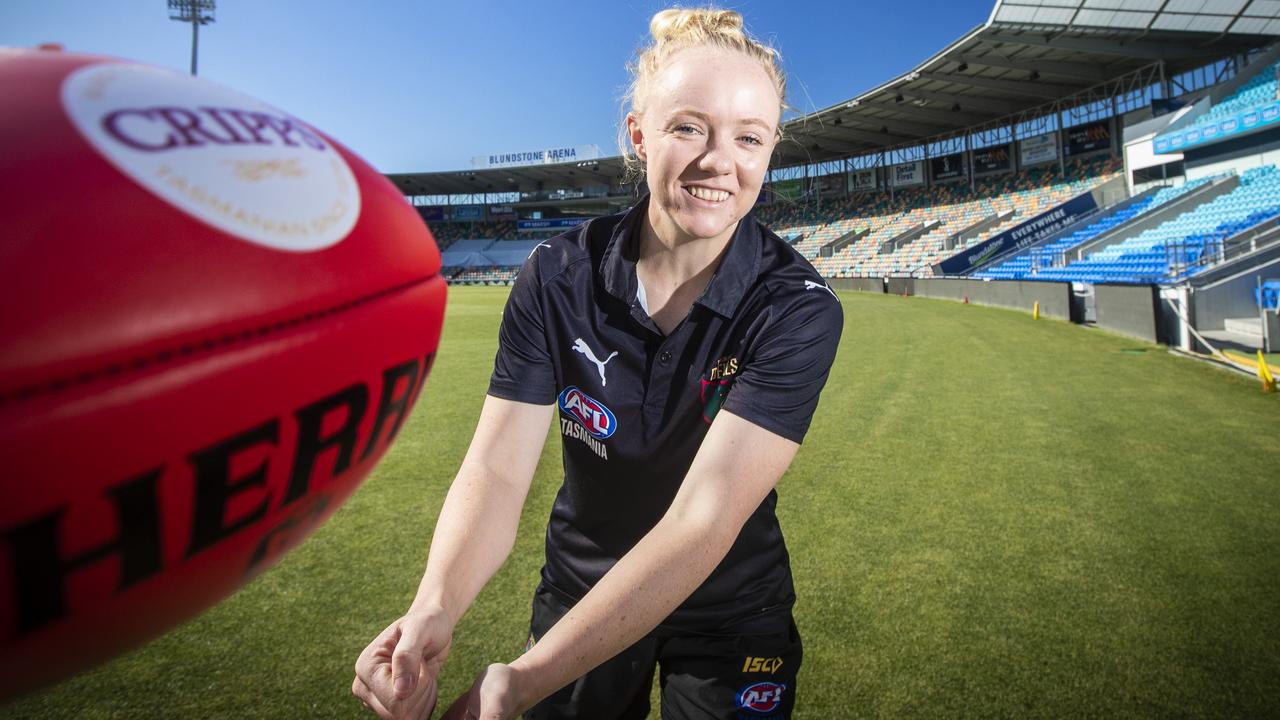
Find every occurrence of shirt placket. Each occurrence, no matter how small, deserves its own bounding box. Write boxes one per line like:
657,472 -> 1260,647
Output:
641,322 -> 692,431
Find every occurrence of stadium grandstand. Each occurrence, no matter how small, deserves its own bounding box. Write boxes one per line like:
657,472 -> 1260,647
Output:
386,0 -> 1280,354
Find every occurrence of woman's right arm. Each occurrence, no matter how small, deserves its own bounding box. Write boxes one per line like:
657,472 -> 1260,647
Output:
352,394 -> 554,720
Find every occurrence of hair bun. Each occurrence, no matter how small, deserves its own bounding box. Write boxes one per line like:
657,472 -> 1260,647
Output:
619,6 -> 787,181
650,8 -> 744,44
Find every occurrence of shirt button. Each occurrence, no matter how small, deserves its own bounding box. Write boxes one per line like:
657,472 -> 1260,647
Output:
659,350 -> 672,364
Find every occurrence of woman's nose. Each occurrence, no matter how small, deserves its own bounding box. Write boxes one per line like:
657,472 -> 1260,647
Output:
697,133 -> 734,175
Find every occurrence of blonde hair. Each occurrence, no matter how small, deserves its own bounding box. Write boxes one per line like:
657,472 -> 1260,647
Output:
619,7 -> 787,180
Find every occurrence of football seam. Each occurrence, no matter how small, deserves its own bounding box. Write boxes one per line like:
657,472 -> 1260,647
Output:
0,275 -> 437,407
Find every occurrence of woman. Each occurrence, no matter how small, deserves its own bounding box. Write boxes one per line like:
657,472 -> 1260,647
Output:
353,8 -> 842,719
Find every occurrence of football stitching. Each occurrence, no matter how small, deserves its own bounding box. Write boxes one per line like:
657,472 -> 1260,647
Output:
0,276 -> 436,407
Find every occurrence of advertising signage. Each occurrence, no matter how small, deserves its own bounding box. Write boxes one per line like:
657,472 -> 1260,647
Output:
930,153 -> 966,181
814,173 -> 844,194
1019,133 -> 1058,166
973,145 -> 1011,174
1065,120 -> 1111,157
772,179 -> 804,201
517,217 -> 591,231
892,161 -> 924,188
451,205 -> 484,221
933,191 -> 1099,275
849,168 -> 877,191
1155,100 -> 1280,154
472,144 -> 601,169
417,206 -> 445,222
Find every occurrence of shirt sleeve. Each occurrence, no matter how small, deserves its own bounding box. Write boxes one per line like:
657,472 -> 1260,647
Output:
721,292 -> 843,443
487,254 -> 557,405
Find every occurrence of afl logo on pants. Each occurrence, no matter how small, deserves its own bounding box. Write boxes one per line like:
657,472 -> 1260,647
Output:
737,681 -> 786,714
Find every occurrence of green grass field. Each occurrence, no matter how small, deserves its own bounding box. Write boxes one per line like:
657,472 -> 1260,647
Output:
6,287 -> 1279,719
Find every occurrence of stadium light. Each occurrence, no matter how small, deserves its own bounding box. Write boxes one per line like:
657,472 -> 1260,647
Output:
167,0 -> 216,76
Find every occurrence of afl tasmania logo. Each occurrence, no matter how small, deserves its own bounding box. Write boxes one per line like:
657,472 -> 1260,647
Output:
61,62 -> 360,252
736,682 -> 786,714
558,386 -> 616,439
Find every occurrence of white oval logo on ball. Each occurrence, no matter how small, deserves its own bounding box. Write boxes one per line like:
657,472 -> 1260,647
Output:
62,62 -> 360,252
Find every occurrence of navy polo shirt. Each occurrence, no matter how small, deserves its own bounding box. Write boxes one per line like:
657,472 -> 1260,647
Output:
488,196 -> 843,632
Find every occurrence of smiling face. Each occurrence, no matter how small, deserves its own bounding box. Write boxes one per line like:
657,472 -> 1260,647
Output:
628,46 -> 780,248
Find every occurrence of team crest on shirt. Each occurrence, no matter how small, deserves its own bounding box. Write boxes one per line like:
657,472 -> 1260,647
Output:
700,356 -> 739,424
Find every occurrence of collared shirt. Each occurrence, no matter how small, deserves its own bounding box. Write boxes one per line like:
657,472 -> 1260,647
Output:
488,196 -> 843,631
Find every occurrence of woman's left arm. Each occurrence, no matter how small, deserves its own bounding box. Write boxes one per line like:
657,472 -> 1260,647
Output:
440,409 -> 800,720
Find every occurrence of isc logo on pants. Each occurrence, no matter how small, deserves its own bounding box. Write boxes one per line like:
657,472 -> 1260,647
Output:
736,681 -> 786,714
742,656 -> 783,673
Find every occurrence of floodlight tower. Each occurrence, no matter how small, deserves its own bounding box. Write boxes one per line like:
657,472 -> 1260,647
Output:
168,0 -> 216,76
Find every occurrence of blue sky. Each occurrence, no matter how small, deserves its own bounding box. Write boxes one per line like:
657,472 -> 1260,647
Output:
2,1 -> 995,174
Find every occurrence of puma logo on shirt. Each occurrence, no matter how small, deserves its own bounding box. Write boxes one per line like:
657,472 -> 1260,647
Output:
572,338 -> 619,386
804,279 -> 838,300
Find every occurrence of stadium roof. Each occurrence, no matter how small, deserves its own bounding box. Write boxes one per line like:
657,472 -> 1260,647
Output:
387,0 -> 1280,200
389,156 -> 632,200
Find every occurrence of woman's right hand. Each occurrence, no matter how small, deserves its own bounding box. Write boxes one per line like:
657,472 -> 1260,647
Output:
352,605 -> 454,719
351,397 -> 552,717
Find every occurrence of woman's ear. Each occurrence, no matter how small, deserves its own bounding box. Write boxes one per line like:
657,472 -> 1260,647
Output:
626,112 -> 646,162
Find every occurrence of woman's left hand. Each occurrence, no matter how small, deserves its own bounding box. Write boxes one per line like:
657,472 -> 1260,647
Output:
439,663 -> 525,720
